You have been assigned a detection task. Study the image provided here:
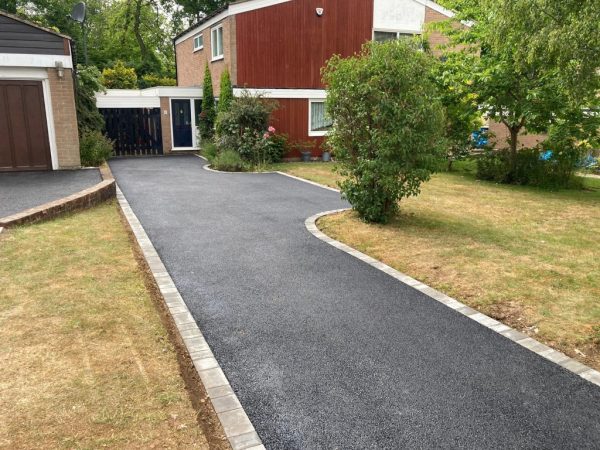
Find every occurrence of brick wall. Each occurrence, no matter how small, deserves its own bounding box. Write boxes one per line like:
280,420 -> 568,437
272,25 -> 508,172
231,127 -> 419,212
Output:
160,97 -> 173,153
487,120 -> 547,150
175,16 -> 236,95
424,7 -> 450,56
47,67 -> 80,168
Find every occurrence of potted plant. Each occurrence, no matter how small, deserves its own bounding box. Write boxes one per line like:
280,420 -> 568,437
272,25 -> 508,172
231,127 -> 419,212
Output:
322,147 -> 331,162
294,140 -> 315,162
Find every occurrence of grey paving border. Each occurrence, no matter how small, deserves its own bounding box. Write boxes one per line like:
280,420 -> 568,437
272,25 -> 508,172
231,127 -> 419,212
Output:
276,172 -> 600,389
116,185 -> 265,450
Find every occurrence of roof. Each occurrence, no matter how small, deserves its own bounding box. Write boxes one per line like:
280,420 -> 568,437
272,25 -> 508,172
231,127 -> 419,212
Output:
173,4 -> 229,42
0,10 -> 72,40
174,0 -> 458,44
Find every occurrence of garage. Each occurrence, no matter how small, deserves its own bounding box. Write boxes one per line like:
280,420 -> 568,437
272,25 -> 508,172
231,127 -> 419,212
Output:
0,10 -> 80,172
0,79 -> 52,171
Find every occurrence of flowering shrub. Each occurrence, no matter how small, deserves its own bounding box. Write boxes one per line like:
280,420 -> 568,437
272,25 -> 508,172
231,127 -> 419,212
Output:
215,90 -> 279,168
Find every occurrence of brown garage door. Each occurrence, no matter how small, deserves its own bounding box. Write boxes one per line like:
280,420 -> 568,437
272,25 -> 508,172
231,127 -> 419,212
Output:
0,80 -> 52,171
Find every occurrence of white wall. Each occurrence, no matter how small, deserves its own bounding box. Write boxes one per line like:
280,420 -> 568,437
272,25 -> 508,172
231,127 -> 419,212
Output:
373,0 -> 425,33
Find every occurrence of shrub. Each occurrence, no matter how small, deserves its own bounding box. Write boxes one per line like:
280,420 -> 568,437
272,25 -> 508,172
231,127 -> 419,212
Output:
76,65 -> 105,135
80,130 -> 114,166
199,64 -> 216,140
139,74 -> 176,88
101,61 -> 137,89
202,141 -> 218,162
265,132 -> 288,163
216,91 -> 278,166
477,145 -> 582,189
218,69 -> 234,115
323,40 -> 445,223
212,149 -> 247,172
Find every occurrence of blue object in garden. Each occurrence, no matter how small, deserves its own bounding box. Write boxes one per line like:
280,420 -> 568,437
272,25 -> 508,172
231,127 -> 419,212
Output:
577,154 -> 598,169
471,127 -> 489,148
540,150 -> 553,161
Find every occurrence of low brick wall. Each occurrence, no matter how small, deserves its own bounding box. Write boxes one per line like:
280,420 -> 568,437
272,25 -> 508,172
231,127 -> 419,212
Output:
0,165 -> 116,228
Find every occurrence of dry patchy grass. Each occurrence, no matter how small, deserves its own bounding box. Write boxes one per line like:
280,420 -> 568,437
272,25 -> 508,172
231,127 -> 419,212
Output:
0,202 -> 209,449
270,162 -> 342,188
276,162 -> 600,370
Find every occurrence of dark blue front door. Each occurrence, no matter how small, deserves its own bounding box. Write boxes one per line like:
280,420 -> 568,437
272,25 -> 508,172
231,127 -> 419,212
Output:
172,99 -> 192,148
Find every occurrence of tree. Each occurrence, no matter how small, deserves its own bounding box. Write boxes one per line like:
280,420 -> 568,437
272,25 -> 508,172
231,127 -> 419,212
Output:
101,60 -> 138,88
199,64 -> 216,140
323,40 -> 445,224
174,0 -> 226,24
75,65 -> 105,134
432,53 -> 482,170
434,0 -> 600,182
218,69 -> 233,115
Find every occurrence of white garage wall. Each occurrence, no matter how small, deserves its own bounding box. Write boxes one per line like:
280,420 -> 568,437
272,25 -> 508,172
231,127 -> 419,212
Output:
373,0 -> 425,33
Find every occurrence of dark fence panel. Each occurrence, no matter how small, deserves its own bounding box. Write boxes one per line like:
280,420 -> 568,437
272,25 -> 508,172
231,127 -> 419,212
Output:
100,108 -> 163,156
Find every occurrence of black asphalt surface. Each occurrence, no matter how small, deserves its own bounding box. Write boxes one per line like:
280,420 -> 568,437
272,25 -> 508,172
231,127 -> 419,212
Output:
110,156 -> 600,449
0,169 -> 101,218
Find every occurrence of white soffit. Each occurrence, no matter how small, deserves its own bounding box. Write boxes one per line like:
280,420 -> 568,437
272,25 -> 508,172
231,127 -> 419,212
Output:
233,88 -> 327,99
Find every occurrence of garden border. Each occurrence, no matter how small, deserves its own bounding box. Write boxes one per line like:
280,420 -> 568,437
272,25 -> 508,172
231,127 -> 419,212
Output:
115,184 -> 265,450
0,165 -> 116,228
284,174 -> 600,389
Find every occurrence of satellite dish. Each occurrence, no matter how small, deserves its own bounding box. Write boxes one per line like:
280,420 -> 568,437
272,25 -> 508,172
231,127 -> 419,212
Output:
70,2 -> 86,23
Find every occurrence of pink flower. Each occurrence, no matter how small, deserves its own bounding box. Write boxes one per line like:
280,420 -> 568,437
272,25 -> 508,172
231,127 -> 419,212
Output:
268,126 -> 276,133
263,132 -> 270,139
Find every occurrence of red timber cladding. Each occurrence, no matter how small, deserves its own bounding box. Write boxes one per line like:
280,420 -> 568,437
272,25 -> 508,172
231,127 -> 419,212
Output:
235,0 -> 374,89
270,99 -> 324,157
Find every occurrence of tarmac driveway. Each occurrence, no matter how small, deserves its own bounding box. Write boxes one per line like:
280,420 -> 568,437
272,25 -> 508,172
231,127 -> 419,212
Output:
0,169 -> 101,218
110,155 -> 600,449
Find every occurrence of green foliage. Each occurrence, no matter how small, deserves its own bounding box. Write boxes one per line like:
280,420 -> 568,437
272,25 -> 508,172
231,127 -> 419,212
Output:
265,132 -> 288,164
323,40 -> 445,223
201,141 -> 218,162
432,0 -> 600,184
215,91 -> 278,166
199,64 -> 216,140
212,149 -> 247,172
139,74 -> 177,88
174,0 -> 227,23
218,69 -> 234,114
477,146 -> 583,189
431,53 -> 482,170
76,65 -> 105,135
101,61 -> 138,89
79,129 -> 114,166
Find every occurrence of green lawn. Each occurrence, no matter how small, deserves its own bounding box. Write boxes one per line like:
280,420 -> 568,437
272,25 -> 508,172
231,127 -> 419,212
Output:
274,161 -> 600,371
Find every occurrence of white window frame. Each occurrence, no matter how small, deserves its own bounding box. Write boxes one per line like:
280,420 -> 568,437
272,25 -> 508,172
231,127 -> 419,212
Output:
193,33 -> 203,51
372,29 -> 421,42
169,97 -> 202,151
308,99 -> 332,137
211,24 -> 224,61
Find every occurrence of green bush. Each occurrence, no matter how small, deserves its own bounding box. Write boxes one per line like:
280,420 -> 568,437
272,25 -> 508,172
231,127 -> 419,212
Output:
80,130 -> 114,166
199,64 -> 216,140
212,149 -> 247,172
323,40 -> 445,223
265,132 -> 288,163
477,146 -> 582,188
215,91 -> 278,166
202,142 -> 218,162
139,74 -> 176,88
101,61 -> 137,89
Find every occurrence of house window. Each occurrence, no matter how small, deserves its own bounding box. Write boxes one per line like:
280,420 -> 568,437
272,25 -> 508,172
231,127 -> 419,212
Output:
309,100 -> 332,136
193,34 -> 203,51
374,30 -> 417,42
211,25 -> 224,60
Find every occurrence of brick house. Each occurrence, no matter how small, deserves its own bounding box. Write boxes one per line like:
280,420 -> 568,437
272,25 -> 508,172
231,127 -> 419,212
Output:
0,10 -> 80,171
173,0 -> 462,158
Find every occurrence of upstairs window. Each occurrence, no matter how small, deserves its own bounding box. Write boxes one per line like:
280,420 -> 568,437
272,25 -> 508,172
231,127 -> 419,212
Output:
309,100 -> 332,136
193,34 -> 203,51
211,25 -> 224,60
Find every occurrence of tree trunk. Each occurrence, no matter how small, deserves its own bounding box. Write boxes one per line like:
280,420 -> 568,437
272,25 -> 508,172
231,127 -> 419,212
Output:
133,0 -> 149,62
508,126 -> 520,180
